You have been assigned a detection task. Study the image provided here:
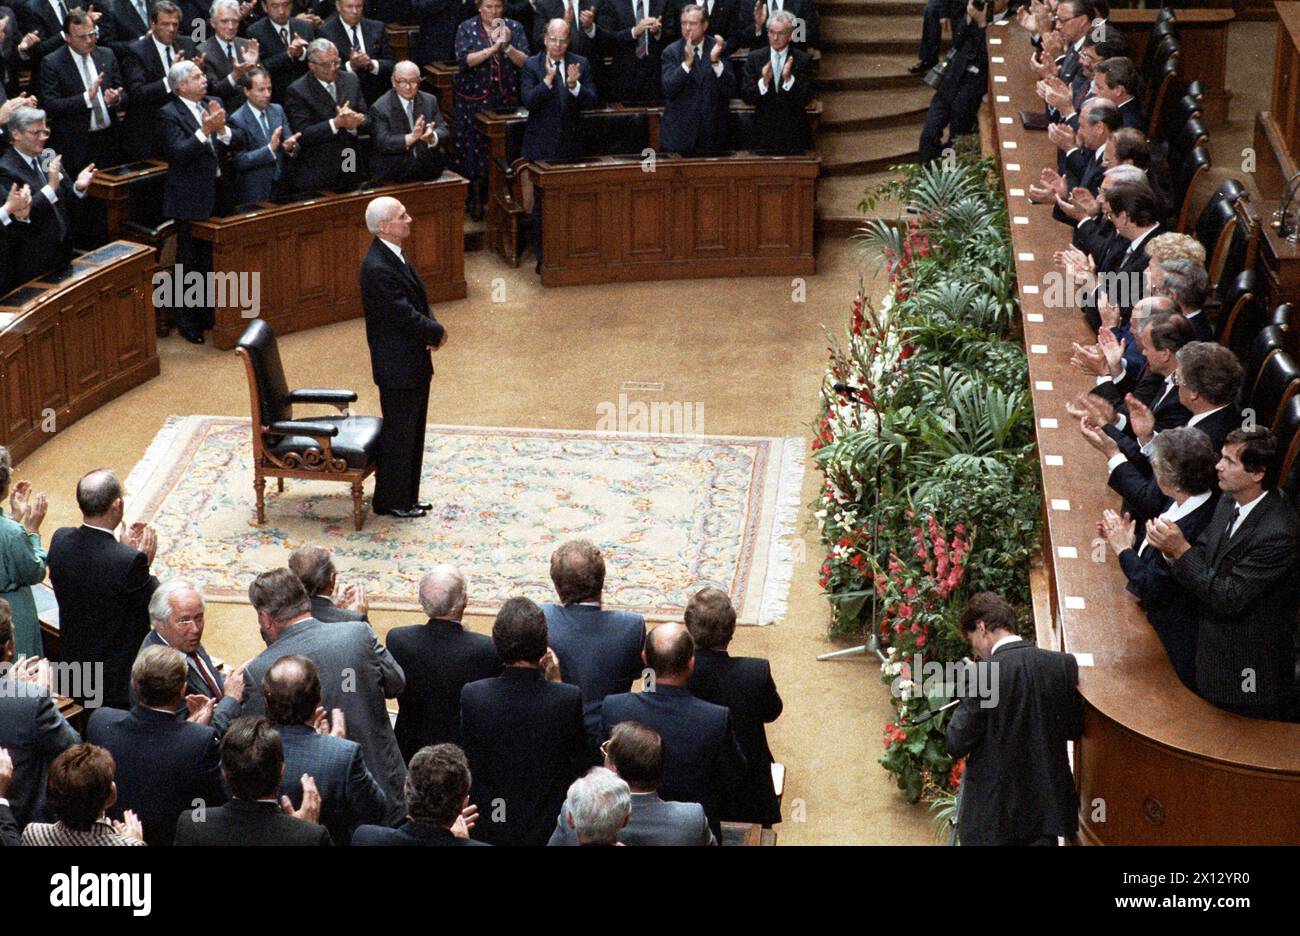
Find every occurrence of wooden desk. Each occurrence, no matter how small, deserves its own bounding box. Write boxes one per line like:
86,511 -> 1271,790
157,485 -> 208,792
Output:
532,153 -> 818,286
986,19 -> 1300,845
0,242 -> 159,464
85,160 -> 169,240
1255,1 -> 1300,198
423,62 -> 459,120
1110,8 -> 1235,128
193,177 -> 468,350
387,23 -> 419,62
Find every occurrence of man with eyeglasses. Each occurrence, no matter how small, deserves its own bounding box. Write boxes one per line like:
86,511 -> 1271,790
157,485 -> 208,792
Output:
0,106 -> 94,279
1030,0 -> 1095,88
38,7 -> 125,176
368,59 -> 448,184
247,0 -> 313,103
133,579 -> 247,736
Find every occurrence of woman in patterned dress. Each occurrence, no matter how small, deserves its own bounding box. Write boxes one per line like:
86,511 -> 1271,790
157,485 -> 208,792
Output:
453,0 -> 530,220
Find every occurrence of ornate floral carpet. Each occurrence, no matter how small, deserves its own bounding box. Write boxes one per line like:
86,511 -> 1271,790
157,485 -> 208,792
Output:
125,416 -> 805,625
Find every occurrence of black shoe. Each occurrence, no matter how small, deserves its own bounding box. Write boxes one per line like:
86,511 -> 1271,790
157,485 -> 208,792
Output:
535,260 -> 542,275
413,501 -> 433,511
181,331 -> 205,344
908,61 -> 933,75
375,506 -> 426,518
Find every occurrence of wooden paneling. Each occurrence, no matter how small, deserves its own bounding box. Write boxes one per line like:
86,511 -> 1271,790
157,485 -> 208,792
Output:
1256,2 -> 1300,198
1110,9 -> 1235,127
194,177 -> 469,350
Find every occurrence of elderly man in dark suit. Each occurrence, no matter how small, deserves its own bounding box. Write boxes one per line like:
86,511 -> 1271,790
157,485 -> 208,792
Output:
264,655 -> 397,845
460,597 -> 586,846
0,107 -> 95,280
600,622 -> 746,836
174,716 -> 331,845
1150,428 -> 1300,721
285,37 -> 367,192
248,0 -> 313,103
596,0 -> 666,102
133,579 -> 246,735
288,543 -> 369,623
360,194 -> 446,517
684,587 -> 782,826
318,0 -> 392,105
739,10 -> 811,153
0,614 -> 80,830
240,568 -> 408,804
85,645 -> 227,846
353,743 -> 489,845
120,1 -> 197,160
388,564 -> 501,759
46,469 -> 159,711
540,540 -> 644,750
229,65 -> 300,204
200,0 -> 263,110
945,592 -> 1083,845
368,59 -> 447,184
38,7 -> 126,174
658,3 -> 733,155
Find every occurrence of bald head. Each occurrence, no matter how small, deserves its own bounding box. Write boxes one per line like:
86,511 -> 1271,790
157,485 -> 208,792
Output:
264,654 -> 321,726
644,623 -> 694,684
419,564 -> 467,621
76,469 -> 124,524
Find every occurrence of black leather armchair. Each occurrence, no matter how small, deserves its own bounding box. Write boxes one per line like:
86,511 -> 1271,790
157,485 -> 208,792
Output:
234,319 -> 383,530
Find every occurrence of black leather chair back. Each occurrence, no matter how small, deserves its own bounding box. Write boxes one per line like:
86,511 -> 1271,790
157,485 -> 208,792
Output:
1143,27 -> 1178,84
1242,325 -> 1286,405
1155,7 -> 1176,26
1217,269 -> 1258,355
1251,349 -> 1300,431
1173,145 -> 1210,232
1195,179 -> 1243,288
1270,303 -> 1293,332
1167,116 -> 1208,176
236,319 -> 291,426
1147,55 -> 1180,139
1276,394 -> 1300,505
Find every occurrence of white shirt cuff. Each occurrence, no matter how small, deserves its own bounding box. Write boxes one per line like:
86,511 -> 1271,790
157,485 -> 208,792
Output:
329,118 -> 338,134
193,127 -> 209,142
0,207 -> 10,225
781,74 -> 794,91
1113,413 -> 1127,433
711,61 -> 723,76
757,77 -> 769,94
1107,452 -> 1127,473
42,184 -> 57,204
84,90 -> 95,108
1111,362 -> 1126,384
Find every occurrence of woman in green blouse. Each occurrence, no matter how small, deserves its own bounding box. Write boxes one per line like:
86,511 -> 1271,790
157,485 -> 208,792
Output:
0,448 -> 49,659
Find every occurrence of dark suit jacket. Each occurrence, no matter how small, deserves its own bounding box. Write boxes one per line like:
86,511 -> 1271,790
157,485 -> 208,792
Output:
229,100 -> 293,205
743,0 -> 817,49
318,13 -> 394,104
309,592 -> 367,622
541,602 -> 645,745
521,51 -> 596,161
37,44 -> 127,171
247,15 -> 315,103
688,649 -> 782,824
16,0 -> 66,69
0,677 -> 79,828
596,0 -> 668,102
284,68 -> 367,192
531,0 -> 599,57
739,45 -> 812,153
352,819 -> 491,845
360,236 -> 445,389
1084,223 -> 1163,330
1171,489 -> 1299,711
158,95 -> 248,220
120,33 -> 199,160
367,87 -> 448,184
658,38 -> 735,155
0,146 -> 78,280
174,798 -> 333,845
276,722 -> 396,846
460,668 -> 586,846
85,704 -> 226,847
0,802 -> 17,846
0,6 -> 20,97
199,35 -> 256,110
600,683 -> 746,834
663,0 -> 744,50
410,0 -> 469,64
99,0 -> 151,59
46,524 -> 158,709
388,617 -> 502,760
132,629 -> 242,735
945,640 -> 1083,845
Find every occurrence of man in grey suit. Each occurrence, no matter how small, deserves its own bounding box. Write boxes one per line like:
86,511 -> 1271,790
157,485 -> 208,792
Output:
289,544 -> 369,624
229,66 -> 300,205
240,568 -> 408,803
368,59 -> 447,184
133,579 -> 245,736
548,720 -> 715,845
200,0 -> 262,110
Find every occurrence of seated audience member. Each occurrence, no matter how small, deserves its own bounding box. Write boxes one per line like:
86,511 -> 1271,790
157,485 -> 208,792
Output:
1036,28 -> 1129,121
1087,305 -> 1193,437
0,747 -> 17,846
352,743 -> 488,845
917,0 -> 1007,164
1143,230 -> 1206,271
685,587 -> 783,826
85,645 -> 226,846
740,11 -> 813,154
658,4 -> 734,156
562,767 -> 630,845
1071,179 -> 1163,329
549,720 -> 715,845
1098,427 -> 1218,690
0,600 -> 79,830
264,654 -> 397,845
747,0 -> 818,51
0,107 -> 95,282
1031,97 -> 1117,219
601,622 -> 746,836
21,745 -> 145,846
230,65 -> 299,205
1152,258 -> 1212,341
175,715 -> 332,845
289,543 -> 368,623
1029,0 -> 1095,89
596,0 -> 666,103
134,579 -> 246,736
541,540 -> 645,749
0,447 -> 49,660
1063,163 -> 1144,264
120,1 -> 198,160
318,0 -> 394,106
1090,55 -> 1144,130
460,596 -> 585,846
38,6 -> 125,175
285,38 -> 368,193
388,565 -> 501,759
201,0 -> 262,111
247,0 -> 314,103
47,468 -> 159,711
1148,428 -> 1299,720
241,568 -> 408,805
368,59 -> 448,185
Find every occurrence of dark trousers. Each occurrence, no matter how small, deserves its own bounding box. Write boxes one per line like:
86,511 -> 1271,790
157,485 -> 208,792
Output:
917,73 -> 986,163
532,188 -> 542,266
374,384 -> 430,511
172,221 -> 215,337
918,0 -> 965,66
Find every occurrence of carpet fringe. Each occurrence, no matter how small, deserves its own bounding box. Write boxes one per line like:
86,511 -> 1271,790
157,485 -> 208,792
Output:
756,437 -> 806,626
123,414 -> 191,524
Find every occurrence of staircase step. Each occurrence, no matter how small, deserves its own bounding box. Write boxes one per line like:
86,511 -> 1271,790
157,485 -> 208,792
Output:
817,128 -> 919,175
819,14 -> 931,53
819,87 -> 932,131
816,172 -> 908,236
816,53 -> 931,91
817,0 -> 928,15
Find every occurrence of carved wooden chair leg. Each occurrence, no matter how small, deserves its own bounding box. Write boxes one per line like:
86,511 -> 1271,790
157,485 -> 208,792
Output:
351,480 -> 365,531
254,474 -> 267,525
277,478 -> 285,492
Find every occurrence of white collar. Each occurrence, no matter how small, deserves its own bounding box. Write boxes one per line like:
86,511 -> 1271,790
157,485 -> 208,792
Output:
1125,225 -> 1159,254
1187,404 -> 1229,428
990,634 -> 1021,655
1158,490 -> 1212,525
1232,489 -> 1269,527
81,522 -> 117,536
380,237 -> 404,262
